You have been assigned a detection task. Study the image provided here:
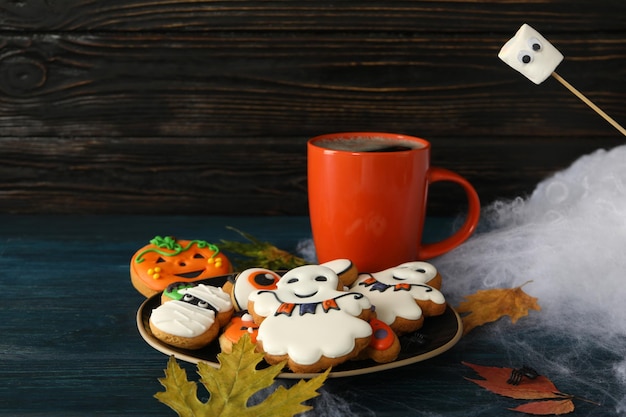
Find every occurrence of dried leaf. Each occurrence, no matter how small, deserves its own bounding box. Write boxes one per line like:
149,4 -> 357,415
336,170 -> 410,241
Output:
464,362 -> 580,416
155,356 -> 206,417
463,362 -> 563,400
510,399 -> 575,415
456,281 -> 540,334
220,227 -> 308,270
155,334 -> 329,417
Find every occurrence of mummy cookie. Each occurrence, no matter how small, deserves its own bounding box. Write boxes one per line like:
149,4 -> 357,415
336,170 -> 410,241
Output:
131,236 -> 233,298
498,23 -> 563,84
350,261 -> 446,335
248,264 -> 373,373
149,282 -> 234,349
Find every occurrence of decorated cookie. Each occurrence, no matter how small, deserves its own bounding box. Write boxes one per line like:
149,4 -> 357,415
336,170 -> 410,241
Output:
350,261 -> 446,335
359,318 -> 401,363
149,281 -> 234,349
218,312 -> 260,354
130,236 -> 233,298
222,268 -> 282,312
248,264 -> 373,373
321,258 -> 359,287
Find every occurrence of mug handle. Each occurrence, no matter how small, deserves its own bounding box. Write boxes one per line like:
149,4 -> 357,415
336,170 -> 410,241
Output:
417,167 -> 481,259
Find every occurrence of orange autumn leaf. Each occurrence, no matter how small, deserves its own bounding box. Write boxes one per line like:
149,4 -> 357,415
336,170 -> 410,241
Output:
510,399 -> 575,415
456,281 -> 540,335
463,362 -> 600,416
463,362 -> 562,400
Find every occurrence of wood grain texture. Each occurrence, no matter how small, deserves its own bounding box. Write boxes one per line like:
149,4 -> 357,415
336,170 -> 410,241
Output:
1,0 -> 625,32
0,1 -> 625,214
1,135 -> 621,215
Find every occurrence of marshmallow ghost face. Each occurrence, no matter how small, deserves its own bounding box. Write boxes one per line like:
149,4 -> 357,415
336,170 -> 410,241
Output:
276,265 -> 341,303
498,23 -> 563,84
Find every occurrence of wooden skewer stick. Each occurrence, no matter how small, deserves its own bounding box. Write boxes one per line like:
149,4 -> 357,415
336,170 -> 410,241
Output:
551,71 -> 626,137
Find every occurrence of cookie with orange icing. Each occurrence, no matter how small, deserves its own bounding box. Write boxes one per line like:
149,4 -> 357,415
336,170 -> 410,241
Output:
222,268 -> 282,312
130,236 -> 233,298
359,318 -> 401,363
350,261 -> 446,335
218,312 -> 259,354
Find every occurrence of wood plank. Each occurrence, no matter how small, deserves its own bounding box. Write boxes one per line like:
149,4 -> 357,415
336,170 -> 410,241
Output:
0,32 -> 625,138
1,1 -> 625,215
1,0 -> 626,32
0,136 -> 621,215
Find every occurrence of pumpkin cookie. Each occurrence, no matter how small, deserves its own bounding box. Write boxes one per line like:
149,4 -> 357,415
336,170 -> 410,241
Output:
130,236 -> 232,298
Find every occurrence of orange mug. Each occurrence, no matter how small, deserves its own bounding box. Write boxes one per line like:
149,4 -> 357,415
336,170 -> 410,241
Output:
307,132 -> 480,272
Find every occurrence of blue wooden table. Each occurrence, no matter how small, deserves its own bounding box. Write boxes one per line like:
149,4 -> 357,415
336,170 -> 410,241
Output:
0,215 -> 620,416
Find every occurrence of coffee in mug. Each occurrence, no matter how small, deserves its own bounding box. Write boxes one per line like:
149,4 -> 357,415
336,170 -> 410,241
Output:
307,132 -> 480,273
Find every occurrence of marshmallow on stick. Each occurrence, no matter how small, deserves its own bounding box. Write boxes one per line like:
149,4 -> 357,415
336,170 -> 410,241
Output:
499,23 -> 626,137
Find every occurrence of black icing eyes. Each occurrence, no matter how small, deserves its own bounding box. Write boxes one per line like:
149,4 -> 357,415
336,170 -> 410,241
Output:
254,272 -> 278,287
286,275 -> 328,283
156,257 -> 166,263
193,253 -> 205,259
181,293 -> 218,312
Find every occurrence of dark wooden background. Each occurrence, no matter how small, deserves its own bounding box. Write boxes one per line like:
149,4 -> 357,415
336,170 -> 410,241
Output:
1,1 -> 625,216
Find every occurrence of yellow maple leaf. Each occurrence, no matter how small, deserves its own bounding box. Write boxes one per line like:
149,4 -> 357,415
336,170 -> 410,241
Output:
155,334 -> 329,417
456,281 -> 541,335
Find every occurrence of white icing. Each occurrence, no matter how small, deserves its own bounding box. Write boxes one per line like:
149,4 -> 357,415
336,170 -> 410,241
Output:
257,308 -> 372,365
274,265 -> 341,303
391,261 -> 439,284
320,258 -> 352,276
350,262 -> 445,325
232,268 -> 280,310
498,23 -> 563,84
150,301 -> 216,337
249,264 -> 372,365
181,284 -> 232,312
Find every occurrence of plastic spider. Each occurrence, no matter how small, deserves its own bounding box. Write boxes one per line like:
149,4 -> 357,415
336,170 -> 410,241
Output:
507,366 -> 539,385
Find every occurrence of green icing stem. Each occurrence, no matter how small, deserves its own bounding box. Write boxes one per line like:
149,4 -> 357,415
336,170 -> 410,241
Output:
134,236 -> 220,263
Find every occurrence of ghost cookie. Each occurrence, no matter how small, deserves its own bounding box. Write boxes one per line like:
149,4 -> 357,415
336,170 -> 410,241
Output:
320,258 -> 359,287
248,264 -> 373,374
149,281 -> 234,349
131,236 -> 233,298
350,261 -> 446,335
498,23 -> 563,84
